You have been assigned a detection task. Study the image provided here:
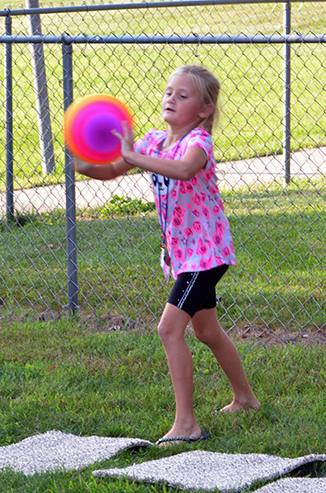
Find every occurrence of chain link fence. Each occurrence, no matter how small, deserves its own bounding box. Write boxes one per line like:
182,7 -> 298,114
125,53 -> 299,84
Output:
0,0 -> 325,336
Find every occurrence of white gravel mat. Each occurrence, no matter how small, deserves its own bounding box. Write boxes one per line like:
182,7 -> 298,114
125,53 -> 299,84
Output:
255,477 -> 326,493
93,450 -> 326,492
0,430 -> 153,476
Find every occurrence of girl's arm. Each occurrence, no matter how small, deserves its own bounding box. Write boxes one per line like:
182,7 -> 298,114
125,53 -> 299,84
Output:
114,123 -> 207,181
73,155 -> 136,180
123,146 -> 207,181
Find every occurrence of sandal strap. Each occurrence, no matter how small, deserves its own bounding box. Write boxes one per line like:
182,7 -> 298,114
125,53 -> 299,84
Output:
156,436 -> 192,444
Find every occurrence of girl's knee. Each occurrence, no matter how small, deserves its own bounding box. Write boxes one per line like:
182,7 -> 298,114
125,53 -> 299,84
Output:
157,321 -> 172,344
157,320 -> 186,346
193,322 -> 226,346
194,327 -> 210,345
157,321 -> 164,339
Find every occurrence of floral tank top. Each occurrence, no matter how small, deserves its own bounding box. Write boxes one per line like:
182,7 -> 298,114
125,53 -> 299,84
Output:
134,127 -> 237,279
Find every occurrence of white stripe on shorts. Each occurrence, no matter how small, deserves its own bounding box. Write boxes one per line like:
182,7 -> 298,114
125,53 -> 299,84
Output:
178,272 -> 199,310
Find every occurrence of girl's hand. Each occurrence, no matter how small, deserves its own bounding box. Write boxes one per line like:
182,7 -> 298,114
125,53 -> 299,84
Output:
72,151 -> 134,181
112,121 -> 135,164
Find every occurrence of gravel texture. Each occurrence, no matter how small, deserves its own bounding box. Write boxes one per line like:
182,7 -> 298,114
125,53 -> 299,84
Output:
93,450 -> 326,492
254,477 -> 326,493
0,430 -> 153,475
0,431 -> 324,492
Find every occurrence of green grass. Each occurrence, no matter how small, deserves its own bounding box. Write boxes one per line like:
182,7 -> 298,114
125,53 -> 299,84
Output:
0,317 -> 324,491
0,1 -> 325,190
1,179 -> 325,330
0,3 -> 324,490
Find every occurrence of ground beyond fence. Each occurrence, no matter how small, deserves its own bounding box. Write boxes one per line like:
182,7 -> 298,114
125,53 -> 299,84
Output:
0,0 -> 325,334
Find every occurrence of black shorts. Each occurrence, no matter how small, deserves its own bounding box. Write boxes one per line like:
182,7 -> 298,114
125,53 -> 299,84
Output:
167,265 -> 229,318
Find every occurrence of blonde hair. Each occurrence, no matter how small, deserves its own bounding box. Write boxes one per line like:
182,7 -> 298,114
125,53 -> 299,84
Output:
168,65 -> 220,134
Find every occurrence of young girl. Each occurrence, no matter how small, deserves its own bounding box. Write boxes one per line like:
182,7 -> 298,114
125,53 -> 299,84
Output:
74,65 -> 260,446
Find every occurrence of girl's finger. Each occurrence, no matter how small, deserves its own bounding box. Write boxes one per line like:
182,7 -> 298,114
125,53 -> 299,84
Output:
111,129 -> 123,140
121,120 -> 134,139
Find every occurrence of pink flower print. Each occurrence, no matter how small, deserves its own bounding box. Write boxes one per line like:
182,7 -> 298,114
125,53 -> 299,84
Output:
192,209 -> 200,218
178,264 -> 187,274
186,203 -> 192,209
193,221 -> 201,233
171,236 -> 179,247
161,194 -> 167,202
154,198 -> 160,209
183,227 -> 193,238
174,205 -> 185,217
215,221 -> 225,235
219,199 -> 225,211
179,181 -> 193,194
212,233 -> 223,246
196,238 -> 208,256
191,193 -> 201,206
187,248 -> 194,257
221,246 -> 230,257
215,255 -> 224,266
179,180 -> 186,194
172,215 -> 184,227
203,171 -> 211,183
205,235 -> 213,248
212,205 -> 220,215
230,241 -> 235,254
199,255 -> 213,270
201,192 -> 207,203
174,247 -> 185,262
201,205 -> 211,220
191,176 -> 199,186
210,185 -> 218,194
171,189 -> 177,199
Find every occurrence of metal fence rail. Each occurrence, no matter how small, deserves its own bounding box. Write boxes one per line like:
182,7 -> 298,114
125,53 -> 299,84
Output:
0,0 -> 325,333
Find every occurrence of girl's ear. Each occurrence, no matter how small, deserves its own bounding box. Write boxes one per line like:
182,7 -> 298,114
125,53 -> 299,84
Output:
198,103 -> 214,119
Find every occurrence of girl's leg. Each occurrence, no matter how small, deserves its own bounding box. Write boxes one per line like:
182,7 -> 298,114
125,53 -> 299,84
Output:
157,302 -> 202,440
192,308 -> 260,412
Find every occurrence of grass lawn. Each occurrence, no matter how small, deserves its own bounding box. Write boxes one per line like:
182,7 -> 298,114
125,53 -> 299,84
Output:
1,178 -> 325,330
0,317 -> 325,492
0,4 -> 325,489
0,178 -> 325,490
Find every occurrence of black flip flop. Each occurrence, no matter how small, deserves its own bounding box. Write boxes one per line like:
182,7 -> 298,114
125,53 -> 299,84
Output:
156,432 -> 211,446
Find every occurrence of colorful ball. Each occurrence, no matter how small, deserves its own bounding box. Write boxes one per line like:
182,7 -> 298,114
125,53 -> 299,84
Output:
64,94 -> 133,164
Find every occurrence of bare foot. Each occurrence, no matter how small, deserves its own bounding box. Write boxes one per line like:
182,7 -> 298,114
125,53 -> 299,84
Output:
220,397 -> 261,414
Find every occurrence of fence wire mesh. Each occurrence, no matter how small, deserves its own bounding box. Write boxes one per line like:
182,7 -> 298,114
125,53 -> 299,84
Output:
0,1 -> 325,337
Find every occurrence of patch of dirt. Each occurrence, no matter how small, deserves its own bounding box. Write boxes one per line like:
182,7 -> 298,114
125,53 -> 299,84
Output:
232,325 -> 326,347
85,313 -> 141,333
1,309 -> 325,346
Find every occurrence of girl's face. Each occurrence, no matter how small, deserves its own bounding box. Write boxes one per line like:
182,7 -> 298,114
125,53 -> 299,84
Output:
162,73 -> 207,129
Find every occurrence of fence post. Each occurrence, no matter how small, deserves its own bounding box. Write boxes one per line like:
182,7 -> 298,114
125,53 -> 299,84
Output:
283,0 -> 291,185
26,0 -> 55,175
62,38 -> 78,317
4,15 -> 14,221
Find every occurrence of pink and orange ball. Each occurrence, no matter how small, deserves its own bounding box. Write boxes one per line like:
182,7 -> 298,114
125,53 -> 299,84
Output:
64,94 -> 133,165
